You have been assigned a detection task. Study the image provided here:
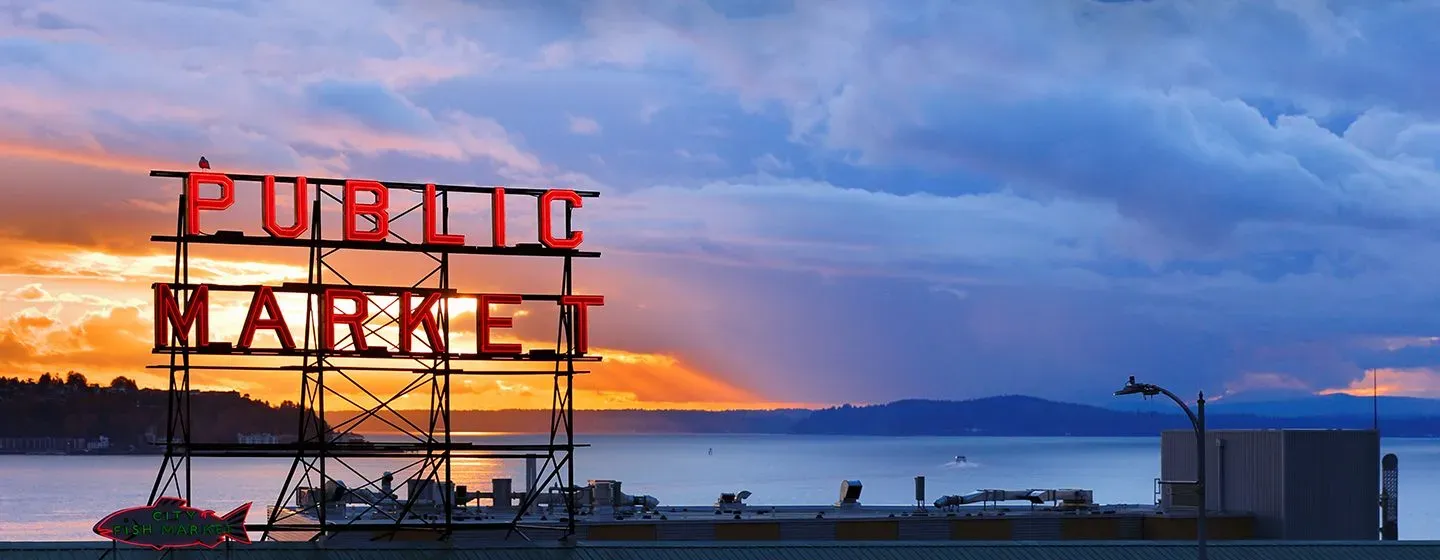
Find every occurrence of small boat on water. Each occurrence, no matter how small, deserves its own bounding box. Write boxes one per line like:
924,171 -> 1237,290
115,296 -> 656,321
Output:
953,455 -> 968,464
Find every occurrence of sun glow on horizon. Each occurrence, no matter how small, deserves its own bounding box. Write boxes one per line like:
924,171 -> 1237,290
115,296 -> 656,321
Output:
0,244 -> 785,411
1316,368 -> 1440,398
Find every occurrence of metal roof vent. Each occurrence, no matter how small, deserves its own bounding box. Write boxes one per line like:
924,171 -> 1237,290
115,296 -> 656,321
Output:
835,480 -> 862,508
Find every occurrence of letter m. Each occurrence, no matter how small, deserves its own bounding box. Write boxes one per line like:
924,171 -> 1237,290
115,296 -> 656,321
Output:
153,284 -> 210,348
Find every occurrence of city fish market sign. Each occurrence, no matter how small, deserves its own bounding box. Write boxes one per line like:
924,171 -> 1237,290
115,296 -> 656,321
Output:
94,498 -> 251,550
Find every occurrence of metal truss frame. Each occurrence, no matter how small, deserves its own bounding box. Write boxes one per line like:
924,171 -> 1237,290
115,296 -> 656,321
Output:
145,170 -> 600,543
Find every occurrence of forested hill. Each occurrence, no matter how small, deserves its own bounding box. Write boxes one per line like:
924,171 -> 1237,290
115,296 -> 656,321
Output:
344,395 -> 1440,437
9,377 -> 1440,441
788,396 -> 1440,436
790,397 -> 1183,436
0,373 -> 317,451
348,408 -> 814,434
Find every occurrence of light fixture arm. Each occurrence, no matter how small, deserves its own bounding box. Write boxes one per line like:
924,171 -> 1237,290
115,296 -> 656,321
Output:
1154,386 -> 1200,432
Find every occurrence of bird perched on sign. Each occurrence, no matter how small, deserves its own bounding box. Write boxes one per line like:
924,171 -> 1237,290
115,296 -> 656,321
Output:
198,156 -> 211,169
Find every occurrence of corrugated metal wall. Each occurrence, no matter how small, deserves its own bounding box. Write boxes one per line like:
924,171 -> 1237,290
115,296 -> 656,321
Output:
656,521 -> 718,540
1211,430 -> 1286,538
1282,430 -> 1379,540
1009,517 -> 1061,540
1113,516 -> 1144,539
1159,430 -> 1193,483
779,520 -> 835,540
896,519 -> 949,540
1161,429 -> 1379,541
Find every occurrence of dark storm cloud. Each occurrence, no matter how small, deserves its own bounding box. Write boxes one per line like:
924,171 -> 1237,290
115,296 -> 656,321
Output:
539,0 -> 1440,397
883,90 -> 1440,243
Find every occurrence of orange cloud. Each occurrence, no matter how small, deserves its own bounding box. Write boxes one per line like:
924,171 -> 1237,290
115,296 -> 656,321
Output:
1318,368 -> 1440,398
0,258 -> 789,411
0,302 -> 154,376
0,141 -> 183,174
7,284 -> 51,302
0,151 -> 785,411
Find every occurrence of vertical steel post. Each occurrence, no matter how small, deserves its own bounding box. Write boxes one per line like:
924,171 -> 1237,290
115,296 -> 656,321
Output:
1196,393 -> 1207,560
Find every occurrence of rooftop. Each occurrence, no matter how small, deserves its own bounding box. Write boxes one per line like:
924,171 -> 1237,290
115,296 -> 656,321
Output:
588,503 -> 1189,523
3,540 -> 1437,560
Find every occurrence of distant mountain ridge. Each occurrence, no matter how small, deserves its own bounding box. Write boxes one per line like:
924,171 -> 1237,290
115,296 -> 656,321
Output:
344,394 -> 1440,437
14,373 -> 1437,442
1209,394 -> 1440,418
1107,393 -> 1440,419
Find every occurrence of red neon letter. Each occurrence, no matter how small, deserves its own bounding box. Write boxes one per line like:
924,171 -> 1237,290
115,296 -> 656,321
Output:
492,187 -> 507,247
343,180 -> 389,242
185,172 -> 235,235
262,176 -> 309,239
321,289 -> 370,351
423,184 -> 465,245
560,295 -> 605,355
478,294 -> 522,355
538,190 -> 584,249
153,284 -> 209,348
400,291 -> 446,353
238,286 -> 295,350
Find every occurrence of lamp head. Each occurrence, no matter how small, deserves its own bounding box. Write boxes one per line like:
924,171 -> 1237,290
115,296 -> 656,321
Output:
1114,375 -> 1161,397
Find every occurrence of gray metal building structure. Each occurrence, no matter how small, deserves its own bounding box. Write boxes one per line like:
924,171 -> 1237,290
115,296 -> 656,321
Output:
4,541 -> 1439,560
1160,428 -> 1380,540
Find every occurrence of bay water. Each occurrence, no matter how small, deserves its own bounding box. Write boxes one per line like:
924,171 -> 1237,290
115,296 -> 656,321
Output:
1,435 -> 1435,541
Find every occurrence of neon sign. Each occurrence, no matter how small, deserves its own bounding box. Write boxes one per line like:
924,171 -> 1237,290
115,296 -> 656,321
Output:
183,173 -> 584,248
151,172 -> 605,358
153,285 -> 605,356
94,497 -> 251,550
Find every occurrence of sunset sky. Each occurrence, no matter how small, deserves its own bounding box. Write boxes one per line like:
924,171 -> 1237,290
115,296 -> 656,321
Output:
4,1 -> 1440,410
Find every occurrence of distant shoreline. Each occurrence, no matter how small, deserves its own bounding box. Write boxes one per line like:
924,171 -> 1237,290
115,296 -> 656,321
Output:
9,378 -> 1440,444
5,433 -> 1440,454
312,397 -> 1440,438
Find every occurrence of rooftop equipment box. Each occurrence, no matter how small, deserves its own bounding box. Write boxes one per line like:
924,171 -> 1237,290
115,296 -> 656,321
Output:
1160,428 -> 1379,541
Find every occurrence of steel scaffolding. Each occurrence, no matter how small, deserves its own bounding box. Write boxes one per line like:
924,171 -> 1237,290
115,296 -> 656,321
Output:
146,170 -> 600,542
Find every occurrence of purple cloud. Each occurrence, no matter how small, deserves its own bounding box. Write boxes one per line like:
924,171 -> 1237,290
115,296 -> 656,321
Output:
4,0 -> 1440,402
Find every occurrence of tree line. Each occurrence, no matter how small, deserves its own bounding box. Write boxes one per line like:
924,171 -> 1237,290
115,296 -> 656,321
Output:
0,372 -> 322,450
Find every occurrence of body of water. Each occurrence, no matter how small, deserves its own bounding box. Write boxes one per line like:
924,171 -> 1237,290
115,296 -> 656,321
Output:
1,435 -> 1435,541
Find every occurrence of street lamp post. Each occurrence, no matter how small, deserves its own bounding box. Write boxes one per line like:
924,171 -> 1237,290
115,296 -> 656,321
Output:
1115,376 -> 1207,560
